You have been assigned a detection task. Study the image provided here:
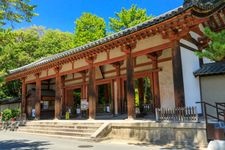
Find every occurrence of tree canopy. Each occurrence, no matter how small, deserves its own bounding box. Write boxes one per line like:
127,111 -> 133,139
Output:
109,5 -> 152,32
0,26 -> 75,98
196,28 -> 225,61
74,13 -> 106,47
0,5 -> 153,99
0,0 -> 36,27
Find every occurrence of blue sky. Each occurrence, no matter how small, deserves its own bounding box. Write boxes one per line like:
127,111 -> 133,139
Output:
13,0 -> 184,33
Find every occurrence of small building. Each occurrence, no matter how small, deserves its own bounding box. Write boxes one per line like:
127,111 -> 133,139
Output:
194,61 -> 225,115
5,0 -> 225,120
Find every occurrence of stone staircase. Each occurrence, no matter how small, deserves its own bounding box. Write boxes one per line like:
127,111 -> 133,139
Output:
17,121 -> 103,139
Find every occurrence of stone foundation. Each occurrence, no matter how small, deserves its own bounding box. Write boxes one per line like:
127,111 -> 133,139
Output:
107,122 -> 207,147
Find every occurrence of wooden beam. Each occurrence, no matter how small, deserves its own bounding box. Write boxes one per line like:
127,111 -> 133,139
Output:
172,41 -> 185,107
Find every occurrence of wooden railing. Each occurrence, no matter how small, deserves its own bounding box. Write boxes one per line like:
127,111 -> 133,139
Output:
155,107 -> 198,122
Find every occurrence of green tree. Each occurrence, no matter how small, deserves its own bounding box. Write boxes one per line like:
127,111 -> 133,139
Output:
0,0 -> 36,27
109,5 -> 153,32
196,28 -> 225,61
35,29 -> 75,58
0,26 -> 75,98
74,13 -> 106,47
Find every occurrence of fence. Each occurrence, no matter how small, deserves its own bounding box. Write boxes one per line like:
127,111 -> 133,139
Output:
155,107 -> 199,122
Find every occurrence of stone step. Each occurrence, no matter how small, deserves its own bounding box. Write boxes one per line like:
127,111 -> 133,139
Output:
17,131 -> 91,140
25,121 -> 102,126
24,124 -> 100,129
17,128 -> 92,137
17,121 -> 103,139
18,126 -> 96,133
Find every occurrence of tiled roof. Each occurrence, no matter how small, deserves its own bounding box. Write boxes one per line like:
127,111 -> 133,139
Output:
8,0 -> 224,75
194,62 -> 225,76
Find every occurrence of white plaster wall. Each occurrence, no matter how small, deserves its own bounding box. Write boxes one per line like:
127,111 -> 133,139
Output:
60,62 -> 72,72
104,72 -> 117,78
74,59 -> 88,69
180,46 -> 201,113
159,61 -> 175,108
110,47 -> 124,59
136,55 -> 149,65
39,70 -> 47,78
94,52 -> 107,63
65,74 -> 73,80
104,64 -> 114,72
158,48 -> 172,60
25,74 -> 36,82
201,75 -> 225,116
48,68 -> 55,76
134,65 -> 151,73
96,67 -> 103,79
133,34 -> 169,52
65,79 -> 82,86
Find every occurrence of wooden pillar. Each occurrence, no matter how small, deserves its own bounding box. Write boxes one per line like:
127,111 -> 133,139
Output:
35,73 -> 41,119
55,66 -> 62,119
21,77 -> 27,116
122,43 -> 136,119
87,56 -> 97,119
172,41 -> 185,107
61,76 -> 65,116
147,52 -> 161,109
81,71 -> 87,99
137,78 -> 144,113
112,62 -> 123,114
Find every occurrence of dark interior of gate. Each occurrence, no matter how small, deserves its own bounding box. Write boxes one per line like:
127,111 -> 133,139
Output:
25,76 -> 154,120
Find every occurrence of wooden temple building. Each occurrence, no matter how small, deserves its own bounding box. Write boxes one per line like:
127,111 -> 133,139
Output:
5,0 -> 225,120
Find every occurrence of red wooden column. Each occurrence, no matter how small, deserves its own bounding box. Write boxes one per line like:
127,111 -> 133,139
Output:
86,56 -> 97,119
55,66 -> 62,119
21,77 -> 27,116
61,76 -> 65,116
81,71 -> 87,99
172,41 -> 185,107
112,61 -> 123,114
147,52 -> 162,109
122,43 -> 136,119
35,73 -> 41,119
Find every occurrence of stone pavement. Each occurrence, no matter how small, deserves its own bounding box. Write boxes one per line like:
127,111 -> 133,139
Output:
0,131 -> 207,150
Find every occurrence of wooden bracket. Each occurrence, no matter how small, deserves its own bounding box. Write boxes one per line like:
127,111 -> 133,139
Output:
85,55 -> 97,64
147,51 -> 162,61
54,66 -> 62,73
121,42 -> 137,54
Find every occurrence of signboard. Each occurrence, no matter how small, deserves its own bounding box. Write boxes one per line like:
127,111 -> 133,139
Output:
81,99 -> 88,110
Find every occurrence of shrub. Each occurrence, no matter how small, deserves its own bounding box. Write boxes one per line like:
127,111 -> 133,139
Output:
11,108 -> 20,118
2,109 -> 12,121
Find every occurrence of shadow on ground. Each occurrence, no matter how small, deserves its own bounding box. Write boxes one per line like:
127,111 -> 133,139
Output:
0,139 -> 51,150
